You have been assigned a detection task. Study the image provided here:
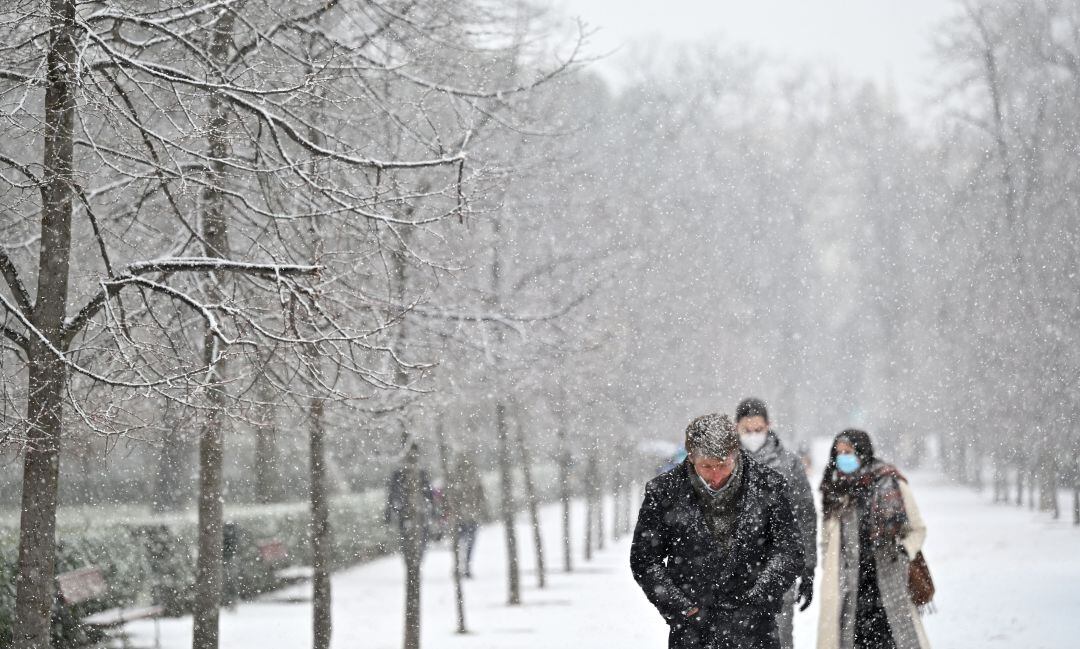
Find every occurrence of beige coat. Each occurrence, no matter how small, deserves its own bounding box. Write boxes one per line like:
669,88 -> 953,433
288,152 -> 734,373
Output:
817,479 -> 931,649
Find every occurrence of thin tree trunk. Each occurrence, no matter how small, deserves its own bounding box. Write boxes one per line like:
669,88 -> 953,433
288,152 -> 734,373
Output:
556,414 -> 572,573
1073,472 -> 1079,526
513,413 -> 545,589
13,2 -> 76,647
402,443 -> 425,649
611,461 -> 623,541
1028,462 -> 1036,510
255,374 -> 280,504
153,401 -> 187,512
594,451 -> 605,551
1016,462 -> 1025,506
1040,452 -> 1059,517
436,423 -> 467,634
309,383 -> 332,649
583,451 -> 595,562
583,496 -> 593,562
992,453 -> 1006,504
192,9 -> 238,649
496,401 -> 521,604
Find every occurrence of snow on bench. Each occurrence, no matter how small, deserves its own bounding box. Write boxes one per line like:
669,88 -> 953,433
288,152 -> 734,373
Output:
57,565 -> 163,648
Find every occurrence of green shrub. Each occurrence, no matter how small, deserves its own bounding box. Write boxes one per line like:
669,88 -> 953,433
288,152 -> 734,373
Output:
0,464 -> 562,646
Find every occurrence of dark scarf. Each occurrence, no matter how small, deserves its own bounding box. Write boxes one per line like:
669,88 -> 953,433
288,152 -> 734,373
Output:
822,460 -> 908,546
687,456 -> 745,553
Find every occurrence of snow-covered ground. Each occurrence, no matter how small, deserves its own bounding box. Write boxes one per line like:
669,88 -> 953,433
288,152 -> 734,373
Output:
125,472 -> 1080,649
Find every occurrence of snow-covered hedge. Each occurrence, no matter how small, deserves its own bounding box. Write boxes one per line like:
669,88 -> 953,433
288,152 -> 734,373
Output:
0,465 -> 561,647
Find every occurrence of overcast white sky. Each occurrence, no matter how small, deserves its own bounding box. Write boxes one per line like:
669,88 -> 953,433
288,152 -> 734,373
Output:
552,0 -> 959,112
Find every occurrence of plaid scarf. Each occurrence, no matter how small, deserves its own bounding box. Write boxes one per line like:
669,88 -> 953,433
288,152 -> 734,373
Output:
824,461 -> 908,546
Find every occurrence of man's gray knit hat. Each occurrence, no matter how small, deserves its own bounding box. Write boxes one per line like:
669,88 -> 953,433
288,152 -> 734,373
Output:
685,413 -> 739,459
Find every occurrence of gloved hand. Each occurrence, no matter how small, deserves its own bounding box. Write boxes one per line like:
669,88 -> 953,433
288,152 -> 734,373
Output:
795,573 -> 814,611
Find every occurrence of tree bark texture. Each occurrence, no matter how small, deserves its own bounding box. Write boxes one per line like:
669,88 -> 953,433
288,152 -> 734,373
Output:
513,414 -> 545,589
556,415 -> 572,573
496,401 -> 521,605
436,424 -> 467,634
402,444 -> 425,649
192,8 -> 238,649
255,375 -> 281,504
153,401 -> 188,512
12,1 -> 76,647
310,391 -> 332,649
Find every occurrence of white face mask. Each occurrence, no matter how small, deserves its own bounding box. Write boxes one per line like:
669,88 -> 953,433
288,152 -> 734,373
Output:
740,431 -> 768,453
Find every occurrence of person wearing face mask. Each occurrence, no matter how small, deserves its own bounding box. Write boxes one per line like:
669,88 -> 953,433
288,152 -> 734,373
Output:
817,430 -> 930,649
734,398 -> 818,649
630,413 -> 803,649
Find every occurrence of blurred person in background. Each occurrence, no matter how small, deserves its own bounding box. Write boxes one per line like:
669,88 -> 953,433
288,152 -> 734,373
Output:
735,397 -> 818,649
447,452 -> 488,578
385,444 -> 437,552
817,430 -> 930,649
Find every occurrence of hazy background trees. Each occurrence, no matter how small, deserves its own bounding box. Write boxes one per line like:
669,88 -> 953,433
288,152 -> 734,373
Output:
3,0 -> 1080,647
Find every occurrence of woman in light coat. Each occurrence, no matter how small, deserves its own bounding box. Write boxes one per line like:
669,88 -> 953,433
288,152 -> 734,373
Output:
817,430 -> 930,649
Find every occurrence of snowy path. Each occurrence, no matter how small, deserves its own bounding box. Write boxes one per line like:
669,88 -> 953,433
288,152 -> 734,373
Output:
126,473 -> 1080,649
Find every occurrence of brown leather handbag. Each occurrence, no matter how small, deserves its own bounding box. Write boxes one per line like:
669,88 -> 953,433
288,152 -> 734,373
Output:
908,551 -> 935,607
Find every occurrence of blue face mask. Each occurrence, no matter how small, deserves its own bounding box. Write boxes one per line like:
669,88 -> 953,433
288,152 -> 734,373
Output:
835,452 -> 861,475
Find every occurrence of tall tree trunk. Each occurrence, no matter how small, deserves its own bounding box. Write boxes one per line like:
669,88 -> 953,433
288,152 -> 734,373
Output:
153,401 -> 187,512
496,401 -> 521,604
556,415 -> 572,574
12,1 -> 76,647
401,443 -> 425,649
513,413 -> 545,589
1073,469 -> 1079,526
583,450 -> 594,563
1039,448 -> 1059,517
1015,460 -> 1025,506
594,451 -> 605,551
436,422 -> 467,634
254,374 -> 280,504
192,8 -> 238,649
613,457 -> 632,541
309,385 -> 332,649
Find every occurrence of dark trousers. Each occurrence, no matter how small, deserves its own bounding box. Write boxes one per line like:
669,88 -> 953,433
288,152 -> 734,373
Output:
669,610 -> 780,649
855,548 -> 896,649
457,520 -> 479,574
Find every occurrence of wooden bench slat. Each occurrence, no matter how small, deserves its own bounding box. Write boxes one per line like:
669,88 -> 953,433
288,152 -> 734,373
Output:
82,605 -> 165,627
58,567 -> 108,605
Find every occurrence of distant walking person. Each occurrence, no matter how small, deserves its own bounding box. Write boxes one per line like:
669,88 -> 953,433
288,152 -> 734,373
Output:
817,430 -> 930,649
735,398 -> 818,649
385,445 -> 437,551
447,453 -> 488,578
631,413 -> 803,649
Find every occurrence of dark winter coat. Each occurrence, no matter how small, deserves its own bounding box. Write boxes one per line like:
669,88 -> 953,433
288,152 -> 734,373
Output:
630,454 -> 804,649
384,467 -> 435,532
749,431 -> 818,574
447,463 -> 487,524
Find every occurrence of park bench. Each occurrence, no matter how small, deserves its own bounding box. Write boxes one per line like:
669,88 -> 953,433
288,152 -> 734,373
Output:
256,538 -> 312,585
57,565 -> 163,649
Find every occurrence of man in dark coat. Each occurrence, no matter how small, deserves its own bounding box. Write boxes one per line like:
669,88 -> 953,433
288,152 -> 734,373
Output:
630,413 -> 803,649
735,397 -> 818,649
384,447 -> 437,551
